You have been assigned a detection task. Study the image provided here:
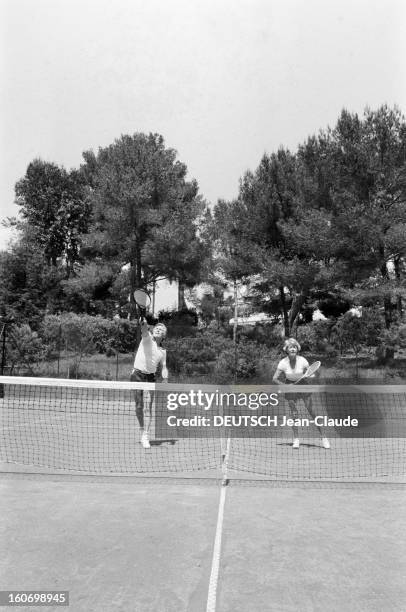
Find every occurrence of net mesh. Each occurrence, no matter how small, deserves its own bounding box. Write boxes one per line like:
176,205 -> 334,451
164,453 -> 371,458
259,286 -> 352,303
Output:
0,377 -> 405,482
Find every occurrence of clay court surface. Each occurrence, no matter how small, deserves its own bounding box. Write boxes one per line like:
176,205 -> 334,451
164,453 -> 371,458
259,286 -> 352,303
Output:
1,474 -> 405,612
1,381 -> 405,610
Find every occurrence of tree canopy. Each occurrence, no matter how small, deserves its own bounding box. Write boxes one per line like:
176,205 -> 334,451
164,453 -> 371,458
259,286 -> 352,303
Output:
2,134 -> 208,322
1,107 -> 405,344
216,105 -> 406,335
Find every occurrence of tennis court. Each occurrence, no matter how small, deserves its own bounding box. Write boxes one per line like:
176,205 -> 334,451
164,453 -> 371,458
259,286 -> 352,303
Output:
1,377 -> 406,611
1,476 -> 405,611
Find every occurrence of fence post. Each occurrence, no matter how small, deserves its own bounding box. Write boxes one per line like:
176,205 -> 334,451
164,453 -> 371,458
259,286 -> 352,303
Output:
0,322 -> 6,398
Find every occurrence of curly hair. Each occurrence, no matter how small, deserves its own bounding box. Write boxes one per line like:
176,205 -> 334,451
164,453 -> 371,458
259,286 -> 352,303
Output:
153,323 -> 167,337
283,337 -> 301,353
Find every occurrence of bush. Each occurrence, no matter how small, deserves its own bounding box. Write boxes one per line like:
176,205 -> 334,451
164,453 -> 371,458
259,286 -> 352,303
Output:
238,323 -> 283,347
165,330 -> 231,376
213,341 -> 271,384
297,320 -> 336,354
332,308 -> 383,356
6,324 -> 45,374
92,318 -> 138,354
41,313 -> 140,358
296,324 -> 317,351
164,330 -> 275,383
41,313 -> 104,378
376,323 -> 406,365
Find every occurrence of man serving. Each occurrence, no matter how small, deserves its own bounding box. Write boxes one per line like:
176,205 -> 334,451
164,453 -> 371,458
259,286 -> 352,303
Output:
131,320 -> 168,448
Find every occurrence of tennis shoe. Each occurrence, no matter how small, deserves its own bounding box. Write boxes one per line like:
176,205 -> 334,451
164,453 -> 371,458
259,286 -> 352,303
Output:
141,432 -> 150,449
292,438 -> 300,449
322,437 -> 330,449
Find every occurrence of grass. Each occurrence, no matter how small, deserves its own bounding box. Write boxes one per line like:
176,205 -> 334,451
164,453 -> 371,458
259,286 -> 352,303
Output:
33,353 -> 135,381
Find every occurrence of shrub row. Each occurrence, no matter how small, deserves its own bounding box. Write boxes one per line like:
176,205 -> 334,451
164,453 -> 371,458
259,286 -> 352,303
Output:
4,310 -> 406,380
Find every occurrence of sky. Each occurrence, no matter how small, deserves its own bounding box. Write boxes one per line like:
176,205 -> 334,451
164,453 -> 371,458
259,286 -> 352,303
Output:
1,0 -> 406,252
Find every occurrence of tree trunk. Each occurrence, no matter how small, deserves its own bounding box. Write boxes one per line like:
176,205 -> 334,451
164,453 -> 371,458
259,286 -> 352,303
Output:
279,286 -> 290,337
178,282 -> 186,310
394,256 -> 403,319
130,241 -> 143,345
152,280 -> 156,316
0,324 -> 6,396
129,244 -> 142,296
233,280 -> 238,382
380,262 -> 392,328
288,291 -> 306,336
136,241 -> 142,286
397,295 -> 403,319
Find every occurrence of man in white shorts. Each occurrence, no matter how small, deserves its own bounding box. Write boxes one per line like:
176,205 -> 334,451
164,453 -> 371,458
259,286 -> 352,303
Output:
272,337 -> 330,449
130,320 -> 168,448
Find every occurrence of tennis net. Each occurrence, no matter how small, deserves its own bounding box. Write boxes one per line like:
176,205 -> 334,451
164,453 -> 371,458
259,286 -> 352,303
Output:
0,377 -> 405,482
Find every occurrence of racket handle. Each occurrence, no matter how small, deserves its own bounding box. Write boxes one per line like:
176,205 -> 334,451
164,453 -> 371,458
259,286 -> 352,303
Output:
135,304 -> 146,322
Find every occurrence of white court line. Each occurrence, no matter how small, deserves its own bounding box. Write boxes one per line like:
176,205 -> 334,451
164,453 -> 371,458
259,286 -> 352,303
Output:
206,436 -> 230,612
206,483 -> 227,612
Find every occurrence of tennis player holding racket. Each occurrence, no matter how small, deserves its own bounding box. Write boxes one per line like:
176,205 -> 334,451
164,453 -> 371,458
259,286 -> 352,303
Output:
272,338 -> 330,449
131,320 -> 168,449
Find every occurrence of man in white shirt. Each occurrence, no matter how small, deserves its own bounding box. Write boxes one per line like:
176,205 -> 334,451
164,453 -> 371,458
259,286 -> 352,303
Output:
130,320 -> 168,448
273,337 -> 330,449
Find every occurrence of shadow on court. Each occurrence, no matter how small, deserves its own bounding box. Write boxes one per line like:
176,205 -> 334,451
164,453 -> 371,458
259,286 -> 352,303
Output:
0,475 -> 405,612
149,438 -> 177,446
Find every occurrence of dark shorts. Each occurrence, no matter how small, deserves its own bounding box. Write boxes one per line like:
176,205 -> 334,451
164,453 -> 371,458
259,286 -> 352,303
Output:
130,369 -> 155,411
130,369 -> 156,383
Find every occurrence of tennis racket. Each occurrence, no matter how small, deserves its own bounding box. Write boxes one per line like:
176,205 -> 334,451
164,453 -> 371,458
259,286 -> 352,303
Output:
293,361 -> 321,384
133,289 -> 151,321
